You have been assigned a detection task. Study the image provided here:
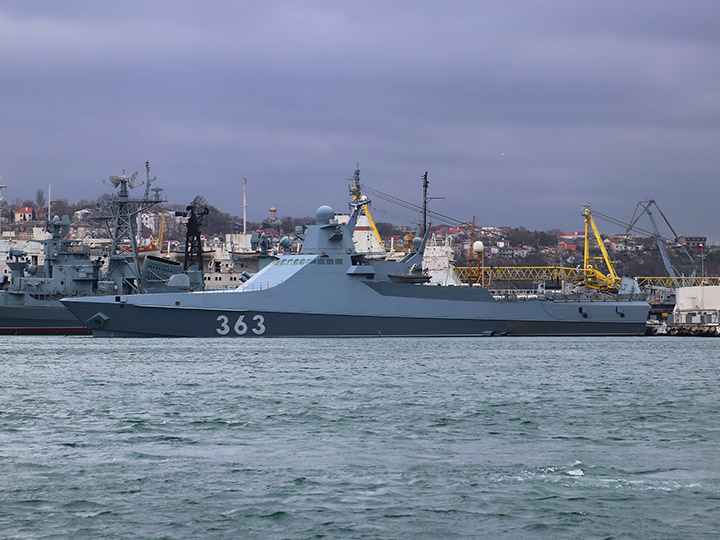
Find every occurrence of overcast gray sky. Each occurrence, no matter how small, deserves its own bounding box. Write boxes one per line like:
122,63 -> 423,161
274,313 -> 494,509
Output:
1,1 -> 719,239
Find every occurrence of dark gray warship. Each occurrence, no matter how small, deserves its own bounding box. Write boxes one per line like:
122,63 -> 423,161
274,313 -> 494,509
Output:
63,197 -> 650,337
0,216 -> 101,334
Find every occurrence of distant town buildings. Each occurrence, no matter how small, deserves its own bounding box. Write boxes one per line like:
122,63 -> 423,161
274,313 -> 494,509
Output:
0,194 -> 716,277
14,207 -> 35,223
679,236 -> 707,248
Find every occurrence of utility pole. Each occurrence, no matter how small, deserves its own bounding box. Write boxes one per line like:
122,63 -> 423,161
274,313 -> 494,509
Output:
422,171 -> 428,235
243,178 -> 247,234
0,181 -> 7,234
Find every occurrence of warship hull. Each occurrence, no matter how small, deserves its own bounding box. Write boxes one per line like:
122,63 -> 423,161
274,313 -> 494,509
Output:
63,280 -> 649,338
0,300 -> 90,335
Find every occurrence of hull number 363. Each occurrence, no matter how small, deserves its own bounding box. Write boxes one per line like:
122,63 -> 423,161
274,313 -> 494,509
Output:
216,314 -> 266,335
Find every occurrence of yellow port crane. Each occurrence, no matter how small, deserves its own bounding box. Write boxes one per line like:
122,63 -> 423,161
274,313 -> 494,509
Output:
149,210 -> 166,252
578,204 -> 621,292
456,205 -> 622,292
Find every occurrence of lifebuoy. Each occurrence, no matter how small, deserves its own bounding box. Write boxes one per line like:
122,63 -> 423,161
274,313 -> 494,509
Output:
67,246 -> 73,252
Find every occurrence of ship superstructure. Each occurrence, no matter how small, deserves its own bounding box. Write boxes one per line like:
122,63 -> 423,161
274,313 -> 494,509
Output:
0,216 -> 102,334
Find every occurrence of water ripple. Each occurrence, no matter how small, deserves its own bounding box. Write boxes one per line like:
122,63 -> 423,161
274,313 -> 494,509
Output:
0,336 -> 718,539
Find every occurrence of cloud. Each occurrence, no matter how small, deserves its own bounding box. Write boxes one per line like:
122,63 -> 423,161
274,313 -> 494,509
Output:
1,1 -> 720,239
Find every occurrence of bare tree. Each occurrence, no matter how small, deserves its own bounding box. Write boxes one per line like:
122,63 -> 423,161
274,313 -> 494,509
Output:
35,188 -> 46,209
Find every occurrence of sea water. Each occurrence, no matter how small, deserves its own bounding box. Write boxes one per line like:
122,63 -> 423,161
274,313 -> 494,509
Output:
0,336 -> 718,539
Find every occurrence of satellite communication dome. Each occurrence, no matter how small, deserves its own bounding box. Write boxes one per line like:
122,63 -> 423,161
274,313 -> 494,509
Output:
412,237 -> 422,251
316,205 -> 335,224
473,241 -> 484,253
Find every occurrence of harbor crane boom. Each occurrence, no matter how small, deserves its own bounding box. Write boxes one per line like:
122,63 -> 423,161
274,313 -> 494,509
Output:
627,199 -> 697,277
581,205 -> 621,291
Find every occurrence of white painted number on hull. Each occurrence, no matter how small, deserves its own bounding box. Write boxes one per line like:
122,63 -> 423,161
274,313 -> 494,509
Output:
216,315 -> 230,335
234,315 -> 248,334
252,314 -> 266,335
216,314 -> 265,336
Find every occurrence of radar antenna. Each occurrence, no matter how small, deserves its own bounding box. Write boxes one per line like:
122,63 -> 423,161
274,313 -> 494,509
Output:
105,169 -> 139,189
127,171 -> 139,189
106,174 -> 122,188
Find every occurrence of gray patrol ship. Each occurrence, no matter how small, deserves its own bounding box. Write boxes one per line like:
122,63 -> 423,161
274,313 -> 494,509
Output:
63,196 -> 650,337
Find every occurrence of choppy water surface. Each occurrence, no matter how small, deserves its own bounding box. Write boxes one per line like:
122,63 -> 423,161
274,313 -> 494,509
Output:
1,336 -> 718,539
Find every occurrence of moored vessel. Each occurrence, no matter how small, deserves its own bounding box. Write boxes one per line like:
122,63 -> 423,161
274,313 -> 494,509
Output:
0,216 -> 101,334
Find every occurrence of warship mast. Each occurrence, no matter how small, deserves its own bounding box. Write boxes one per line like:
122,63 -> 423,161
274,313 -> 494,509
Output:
94,169 -> 164,294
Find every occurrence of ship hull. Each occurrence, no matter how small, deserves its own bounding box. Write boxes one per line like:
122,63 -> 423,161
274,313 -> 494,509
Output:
63,283 -> 649,338
0,302 -> 91,335
82,308 -> 647,338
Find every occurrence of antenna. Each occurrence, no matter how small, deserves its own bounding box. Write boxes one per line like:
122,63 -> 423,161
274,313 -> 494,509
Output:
128,171 -> 139,189
421,171 -> 444,235
143,161 -> 157,200
107,175 -> 122,188
105,169 -> 139,189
